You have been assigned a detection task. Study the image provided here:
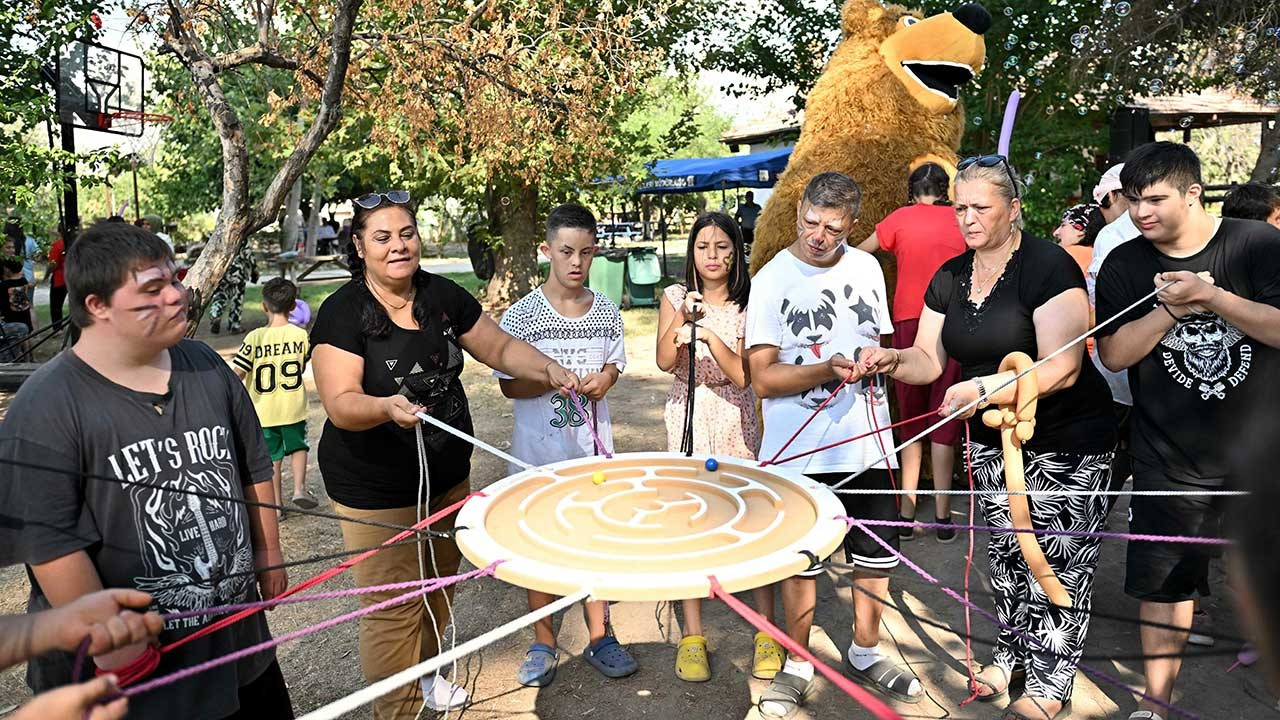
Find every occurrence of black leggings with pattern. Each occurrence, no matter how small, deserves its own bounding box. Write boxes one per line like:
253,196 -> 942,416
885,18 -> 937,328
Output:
967,441 -> 1114,702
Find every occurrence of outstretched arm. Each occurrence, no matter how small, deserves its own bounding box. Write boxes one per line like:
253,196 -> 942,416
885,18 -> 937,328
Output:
0,588 -> 163,671
462,314 -> 579,394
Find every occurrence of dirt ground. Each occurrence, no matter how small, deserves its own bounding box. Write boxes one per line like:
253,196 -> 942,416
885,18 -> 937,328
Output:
0,303 -> 1274,719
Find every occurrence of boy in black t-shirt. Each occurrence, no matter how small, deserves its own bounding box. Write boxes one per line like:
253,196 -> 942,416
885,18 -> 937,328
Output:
0,222 -> 293,720
1096,142 -> 1280,720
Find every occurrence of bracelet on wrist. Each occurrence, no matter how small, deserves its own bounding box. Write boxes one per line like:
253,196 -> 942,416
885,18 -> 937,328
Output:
1160,303 -> 1179,321
973,377 -> 989,406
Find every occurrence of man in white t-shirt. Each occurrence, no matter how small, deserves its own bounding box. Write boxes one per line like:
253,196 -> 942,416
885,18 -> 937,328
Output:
496,203 -> 635,688
746,172 -> 920,716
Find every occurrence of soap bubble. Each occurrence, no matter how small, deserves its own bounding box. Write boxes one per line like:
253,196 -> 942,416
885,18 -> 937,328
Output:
1149,79 -> 1165,93
1178,116 -> 1193,128
973,115 -> 983,126
1079,25 -> 1090,36
1004,6 -> 1013,16
1070,33 -> 1085,48
1077,106 -> 1088,116
1115,1 -> 1131,17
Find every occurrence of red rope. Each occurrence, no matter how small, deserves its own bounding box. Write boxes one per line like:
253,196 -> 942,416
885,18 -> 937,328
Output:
761,410 -> 937,467
764,374 -> 853,465
161,491 -> 483,654
866,375 -> 899,513
708,577 -> 904,720
95,643 -> 161,687
958,420 -> 981,706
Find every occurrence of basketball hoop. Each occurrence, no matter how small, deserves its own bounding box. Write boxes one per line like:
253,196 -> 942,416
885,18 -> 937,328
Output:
112,111 -> 174,165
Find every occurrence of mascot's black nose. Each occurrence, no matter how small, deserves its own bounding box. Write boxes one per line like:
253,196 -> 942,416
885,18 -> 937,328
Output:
953,3 -> 992,34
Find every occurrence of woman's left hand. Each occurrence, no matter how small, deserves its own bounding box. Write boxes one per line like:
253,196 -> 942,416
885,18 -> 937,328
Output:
546,362 -> 580,396
939,380 -> 983,420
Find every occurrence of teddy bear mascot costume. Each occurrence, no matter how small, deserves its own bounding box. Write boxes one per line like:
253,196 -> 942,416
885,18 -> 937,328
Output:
749,0 -> 991,274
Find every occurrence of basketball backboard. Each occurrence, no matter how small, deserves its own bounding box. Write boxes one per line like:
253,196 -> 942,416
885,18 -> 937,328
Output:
56,40 -> 145,136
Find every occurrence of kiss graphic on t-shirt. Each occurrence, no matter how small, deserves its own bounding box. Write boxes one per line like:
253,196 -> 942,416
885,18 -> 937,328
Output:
1159,313 -> 1251,400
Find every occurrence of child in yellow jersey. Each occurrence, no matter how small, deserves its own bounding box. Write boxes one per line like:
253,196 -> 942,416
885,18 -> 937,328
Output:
233,277 -> 315,516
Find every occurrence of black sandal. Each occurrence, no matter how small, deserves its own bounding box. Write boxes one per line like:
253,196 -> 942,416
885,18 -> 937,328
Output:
845,656 -> 923,704
897,513 -> 916,540
758,670 -> 812,718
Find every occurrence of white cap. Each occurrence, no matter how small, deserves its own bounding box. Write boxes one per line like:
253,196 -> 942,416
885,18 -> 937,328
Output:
1092,163 -> 1124,203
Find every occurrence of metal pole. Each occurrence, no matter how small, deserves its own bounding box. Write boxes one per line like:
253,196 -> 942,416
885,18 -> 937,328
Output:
60,122 -> 79,240
131,156 -> 141,221
659,196 -> 668,278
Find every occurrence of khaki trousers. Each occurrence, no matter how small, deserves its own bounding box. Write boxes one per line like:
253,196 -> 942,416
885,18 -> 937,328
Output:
333,481 -> 468,720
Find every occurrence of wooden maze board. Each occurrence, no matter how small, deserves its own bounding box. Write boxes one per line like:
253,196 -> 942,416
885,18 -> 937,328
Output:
456,452 -> 848,601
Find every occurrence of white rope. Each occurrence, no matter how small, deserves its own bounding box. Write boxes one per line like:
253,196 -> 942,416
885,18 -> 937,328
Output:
414,411 -> 534,471
298,588 -> 593,720
412,425 -> 459,719
832,488 -> 1248,497
829,282 -> 1173,491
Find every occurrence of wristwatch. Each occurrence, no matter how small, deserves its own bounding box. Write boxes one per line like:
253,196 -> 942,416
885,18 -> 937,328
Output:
973,377 -> 989,407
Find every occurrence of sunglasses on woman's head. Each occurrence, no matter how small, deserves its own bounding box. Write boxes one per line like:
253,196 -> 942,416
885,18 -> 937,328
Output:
957,154 -> 1020,199
354,190 -> 411,210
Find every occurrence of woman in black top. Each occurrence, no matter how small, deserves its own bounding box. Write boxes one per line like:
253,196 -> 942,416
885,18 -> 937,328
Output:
310,192 -> 578,718
860,158 -> 1115,719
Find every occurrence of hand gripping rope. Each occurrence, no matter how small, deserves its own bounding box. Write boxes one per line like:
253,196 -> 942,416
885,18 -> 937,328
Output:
829,281 -> 1178,492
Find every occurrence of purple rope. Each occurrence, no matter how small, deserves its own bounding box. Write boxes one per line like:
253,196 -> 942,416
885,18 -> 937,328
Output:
569,389 -> 611,458
160,568 -> 501,622
122,563 -> 497,697
841,516 -> 1232,546
846,518 -> 1199,720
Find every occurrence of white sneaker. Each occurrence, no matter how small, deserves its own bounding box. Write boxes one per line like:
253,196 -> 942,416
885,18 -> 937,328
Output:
421,674 -> 469,712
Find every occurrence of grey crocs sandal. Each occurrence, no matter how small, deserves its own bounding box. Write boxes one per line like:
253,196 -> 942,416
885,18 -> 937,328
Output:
758,670 -> 812,719
845,656 -> 922,704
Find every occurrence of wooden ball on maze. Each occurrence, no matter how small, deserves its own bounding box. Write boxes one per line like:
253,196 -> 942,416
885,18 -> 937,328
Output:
456,452 -> 848,601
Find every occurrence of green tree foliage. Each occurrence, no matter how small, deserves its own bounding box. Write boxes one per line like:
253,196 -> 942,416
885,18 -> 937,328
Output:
1,0 -> 118,224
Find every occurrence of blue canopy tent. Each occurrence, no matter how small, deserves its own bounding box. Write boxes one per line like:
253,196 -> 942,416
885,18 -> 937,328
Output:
635,147 -> 792,195
634,147 -> 792,275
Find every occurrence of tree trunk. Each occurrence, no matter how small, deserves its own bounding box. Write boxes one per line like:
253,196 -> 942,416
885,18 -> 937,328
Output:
176,0 -> 364,332
282,175 -> 303,252
1250,113 -> 1280,183
484,174 -> 540,310
305,175 -> 323,257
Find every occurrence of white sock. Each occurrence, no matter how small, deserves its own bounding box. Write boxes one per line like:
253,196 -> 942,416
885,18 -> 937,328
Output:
848,643 -> 921,696
782,658 -> 814,681
847,641 -> 885,671
421,674 -> 468,711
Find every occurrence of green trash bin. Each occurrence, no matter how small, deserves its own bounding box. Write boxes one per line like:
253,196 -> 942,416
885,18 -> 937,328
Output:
625,247 -> 662,308
588,247 -> 627,308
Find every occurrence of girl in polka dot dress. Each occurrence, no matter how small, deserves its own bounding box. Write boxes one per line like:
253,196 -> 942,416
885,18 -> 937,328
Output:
656,212 -> 781,683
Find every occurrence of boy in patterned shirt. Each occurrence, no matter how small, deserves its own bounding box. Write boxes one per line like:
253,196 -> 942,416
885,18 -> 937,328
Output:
233,277 -> 316,515
496,203 -> 634,688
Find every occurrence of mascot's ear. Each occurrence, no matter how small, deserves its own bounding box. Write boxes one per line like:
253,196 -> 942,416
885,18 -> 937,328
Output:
840,0 -> 898,40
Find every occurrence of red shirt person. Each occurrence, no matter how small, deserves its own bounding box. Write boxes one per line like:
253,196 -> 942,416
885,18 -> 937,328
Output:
855,162 -> 966,534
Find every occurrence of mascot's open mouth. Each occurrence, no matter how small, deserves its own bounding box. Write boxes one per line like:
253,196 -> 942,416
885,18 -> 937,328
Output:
900,61 -> 976,101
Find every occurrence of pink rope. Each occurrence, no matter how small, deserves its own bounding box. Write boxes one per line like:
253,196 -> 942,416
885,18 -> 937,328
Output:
958,421 -> 981,707
123,563 -> 498,697
162,491 -> 482,654
839,517 -> 1231,546
845,518 -> 1200,720
569,389 -> 611,458
708,576 -> 904,720
161,571 -> 496,622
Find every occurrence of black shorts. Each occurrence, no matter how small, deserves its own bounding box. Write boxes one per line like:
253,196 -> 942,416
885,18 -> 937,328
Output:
797,469 -> 899,576
1124,470 -> 1225,603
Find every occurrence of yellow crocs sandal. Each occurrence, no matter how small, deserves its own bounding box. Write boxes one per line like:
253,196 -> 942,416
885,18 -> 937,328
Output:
676,634 -> 711,682
752,631 -> 785,680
